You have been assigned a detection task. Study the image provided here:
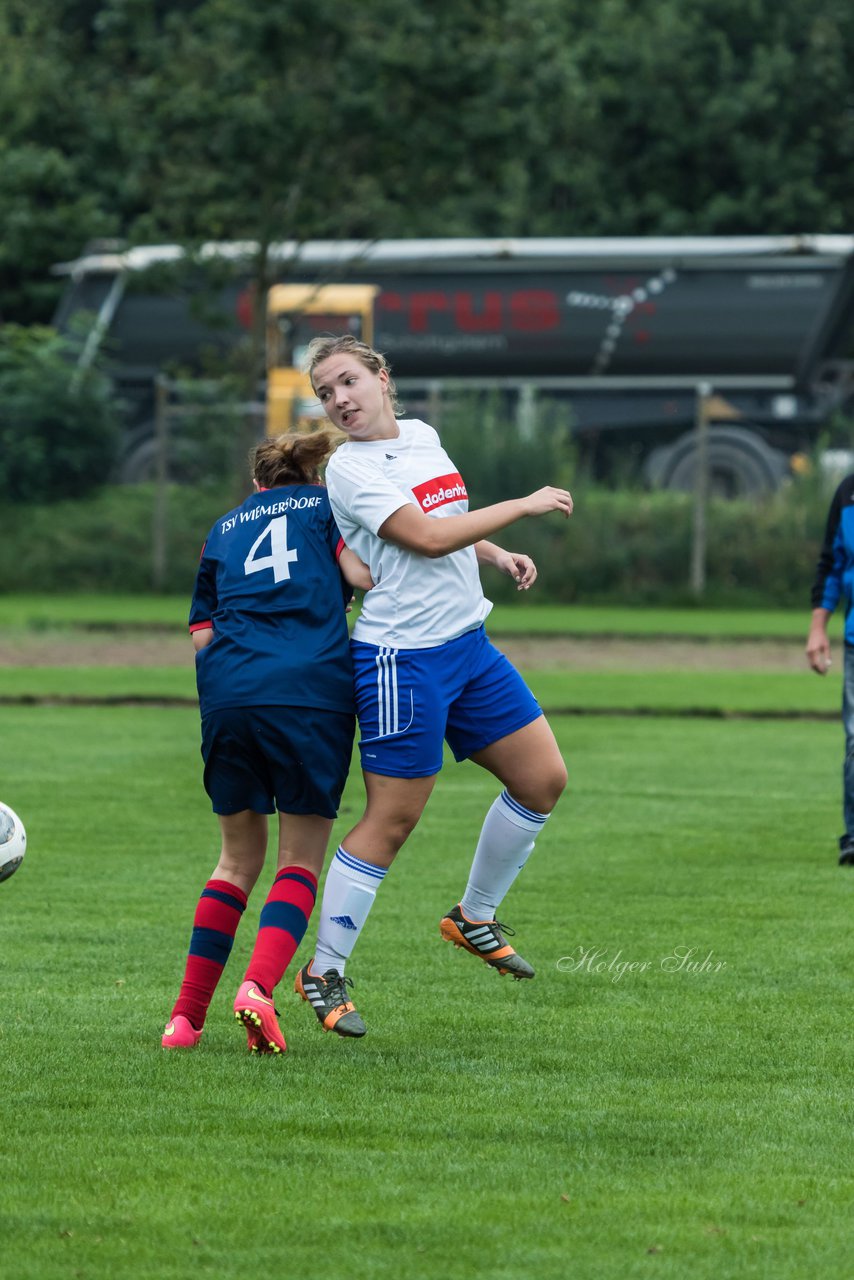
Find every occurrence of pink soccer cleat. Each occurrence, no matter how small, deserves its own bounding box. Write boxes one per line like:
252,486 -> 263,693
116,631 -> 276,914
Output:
161,1015 -> 203,1049
233,980 -> 287,1054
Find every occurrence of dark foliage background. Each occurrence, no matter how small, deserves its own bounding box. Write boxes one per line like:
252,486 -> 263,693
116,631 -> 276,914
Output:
1,0 -> 852,324
0,324 -> 120,501
0,0 -> 851,599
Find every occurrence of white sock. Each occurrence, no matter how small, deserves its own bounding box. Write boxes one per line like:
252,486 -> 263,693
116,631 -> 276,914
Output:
459,790 -> 550,921
312,846 -> 388,976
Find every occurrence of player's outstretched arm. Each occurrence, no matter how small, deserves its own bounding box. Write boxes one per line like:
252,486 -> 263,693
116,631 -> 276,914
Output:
378,486 -> 572,559
476,541 -> 538,590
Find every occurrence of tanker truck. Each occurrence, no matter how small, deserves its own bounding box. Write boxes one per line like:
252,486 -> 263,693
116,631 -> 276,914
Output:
52,235 -> 854,495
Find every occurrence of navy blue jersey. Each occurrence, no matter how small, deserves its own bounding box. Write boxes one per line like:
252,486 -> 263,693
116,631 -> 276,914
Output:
190,486 -> 354,716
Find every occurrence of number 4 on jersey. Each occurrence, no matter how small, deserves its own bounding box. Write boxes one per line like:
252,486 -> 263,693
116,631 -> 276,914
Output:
244,516 -> 299,582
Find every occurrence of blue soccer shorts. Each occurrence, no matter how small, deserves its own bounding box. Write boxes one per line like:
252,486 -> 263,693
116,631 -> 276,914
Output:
200,705 -> 355,818
351,625 -> 542,778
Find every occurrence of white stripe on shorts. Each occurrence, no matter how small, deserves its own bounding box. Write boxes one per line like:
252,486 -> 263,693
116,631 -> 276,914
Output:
375,647 -> 399,737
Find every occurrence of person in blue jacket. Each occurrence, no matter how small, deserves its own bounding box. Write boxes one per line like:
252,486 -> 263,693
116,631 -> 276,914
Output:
806,472 -> 854,865
162,429 -> 372,1052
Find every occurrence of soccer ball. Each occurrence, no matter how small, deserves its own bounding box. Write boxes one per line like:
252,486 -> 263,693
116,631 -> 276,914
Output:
0,803 -> 26,883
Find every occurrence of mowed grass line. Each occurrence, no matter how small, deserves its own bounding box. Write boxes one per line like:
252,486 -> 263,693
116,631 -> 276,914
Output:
0,666 -> 196,701
0,664 -> 842,719
0,594 -> 842,639
0,705 -> 852,1280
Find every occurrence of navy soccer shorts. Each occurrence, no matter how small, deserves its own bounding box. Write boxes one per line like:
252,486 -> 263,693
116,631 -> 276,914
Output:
351,625 -> 542,779
200,705 -> 355,818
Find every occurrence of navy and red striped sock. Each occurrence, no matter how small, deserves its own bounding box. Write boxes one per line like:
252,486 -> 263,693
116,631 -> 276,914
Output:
170,878 -> 248,1030
244,866 -> 318,996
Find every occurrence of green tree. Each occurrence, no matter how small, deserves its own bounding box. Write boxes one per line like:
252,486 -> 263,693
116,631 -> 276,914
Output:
0,4 -> 114,322
78,0 -> 436,386
563,0 -> 854,233
2,0 -> 854,327
0,324 -> 120,502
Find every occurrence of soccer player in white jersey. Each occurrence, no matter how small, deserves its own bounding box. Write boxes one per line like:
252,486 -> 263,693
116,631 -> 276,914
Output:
292,335 -> 572,1038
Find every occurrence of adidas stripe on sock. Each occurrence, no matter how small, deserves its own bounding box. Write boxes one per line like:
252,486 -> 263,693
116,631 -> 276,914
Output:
459,789 -> 550,921
312,846 -> 387,976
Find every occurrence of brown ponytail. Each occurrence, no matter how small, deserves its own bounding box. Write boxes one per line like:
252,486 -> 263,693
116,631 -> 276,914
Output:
250,429 -> 339,488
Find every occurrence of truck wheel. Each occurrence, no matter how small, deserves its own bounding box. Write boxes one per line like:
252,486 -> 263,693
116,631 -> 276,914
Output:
118,435 -> 208,484
645,427 -> 790,498
119,437 -> 158,483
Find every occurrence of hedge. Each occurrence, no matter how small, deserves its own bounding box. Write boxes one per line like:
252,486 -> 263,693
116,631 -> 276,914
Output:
0,472 -> 833,607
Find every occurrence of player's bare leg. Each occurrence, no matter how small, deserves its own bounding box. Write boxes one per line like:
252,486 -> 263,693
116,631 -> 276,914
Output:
340,772 -> 437,866
274,812 -> 334,880
211,809 -> 269,896
470,715 -> 567,814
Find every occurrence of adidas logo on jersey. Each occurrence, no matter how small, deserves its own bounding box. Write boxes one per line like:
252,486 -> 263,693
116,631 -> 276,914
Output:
385,453 -> 397,460
330,914 -> 358,930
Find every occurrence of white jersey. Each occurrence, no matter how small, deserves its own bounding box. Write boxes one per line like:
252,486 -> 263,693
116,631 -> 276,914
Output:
325,419 -> 492,648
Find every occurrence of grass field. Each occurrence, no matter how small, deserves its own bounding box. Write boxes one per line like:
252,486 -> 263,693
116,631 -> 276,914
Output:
1,601 -> 852,1279
0,592 -> 845,638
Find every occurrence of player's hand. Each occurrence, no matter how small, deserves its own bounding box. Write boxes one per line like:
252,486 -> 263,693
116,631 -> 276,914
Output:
806,627 -> 831,674
522,486 -> 573,518
495,552 -> 538,590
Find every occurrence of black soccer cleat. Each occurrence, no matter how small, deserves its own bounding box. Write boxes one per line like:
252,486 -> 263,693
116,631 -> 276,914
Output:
294,964 -> 367,1037
439,903 -> 535,979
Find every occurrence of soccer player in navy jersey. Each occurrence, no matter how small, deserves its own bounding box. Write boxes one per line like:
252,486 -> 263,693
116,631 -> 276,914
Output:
291,335 -> 572,1038
161,430 -> 372,1053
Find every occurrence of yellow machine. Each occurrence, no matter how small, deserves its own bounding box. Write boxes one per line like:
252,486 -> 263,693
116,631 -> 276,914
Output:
266,283 -> 379,433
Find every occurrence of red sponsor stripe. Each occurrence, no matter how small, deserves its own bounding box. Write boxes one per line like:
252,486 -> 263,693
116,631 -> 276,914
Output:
411,471 -> 468,513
